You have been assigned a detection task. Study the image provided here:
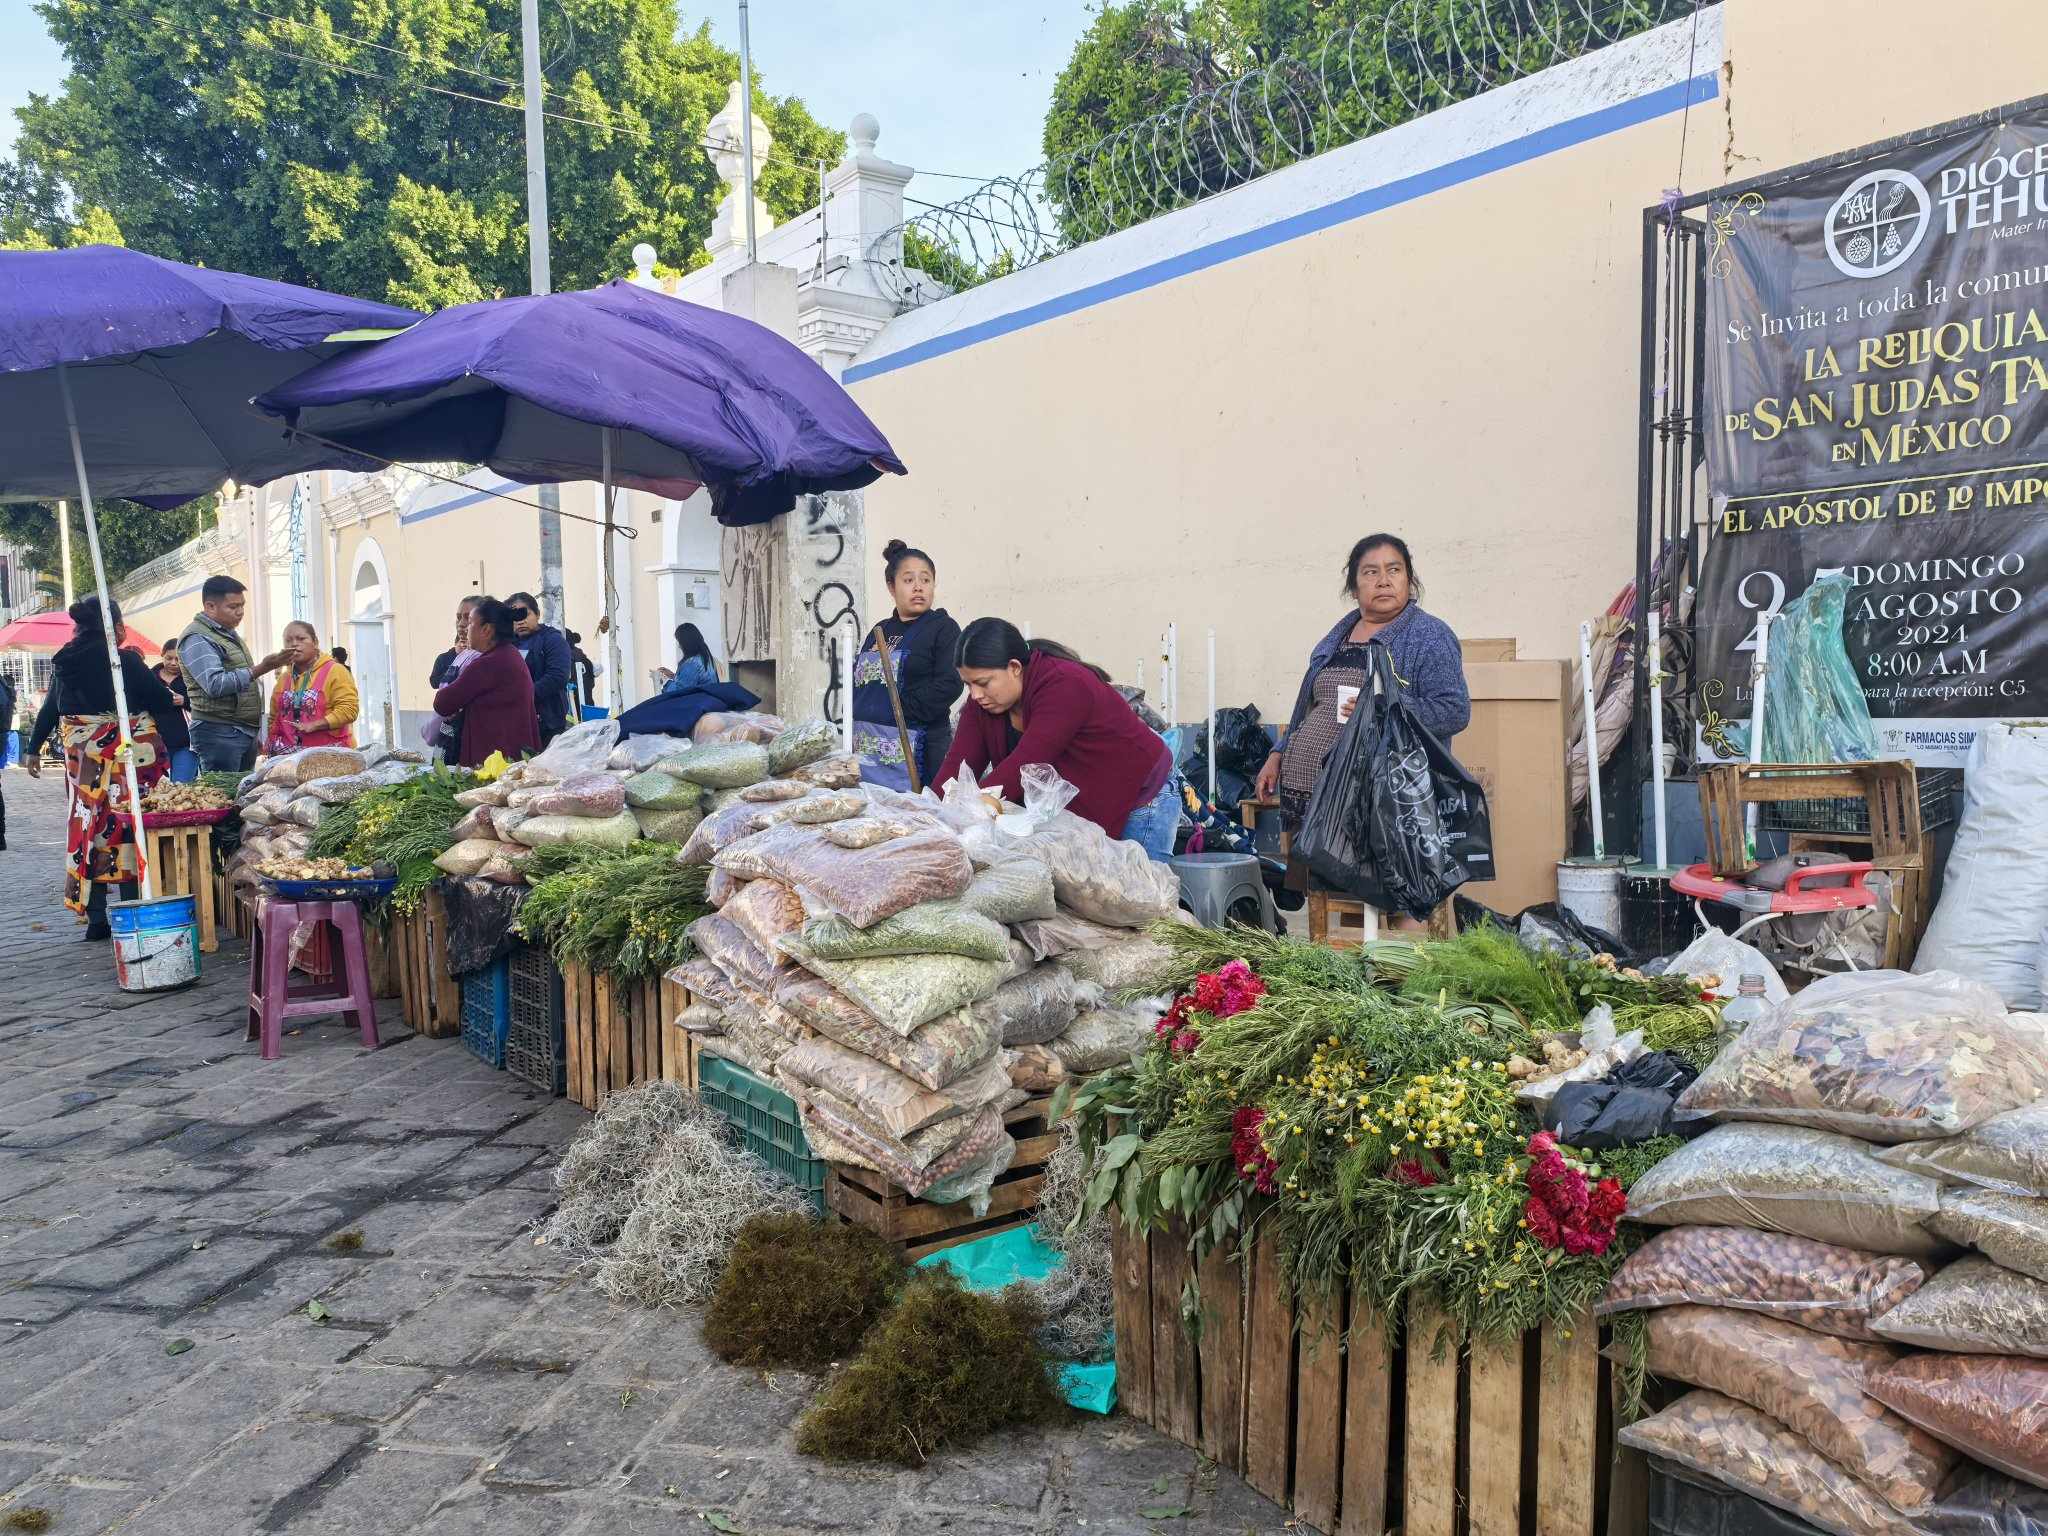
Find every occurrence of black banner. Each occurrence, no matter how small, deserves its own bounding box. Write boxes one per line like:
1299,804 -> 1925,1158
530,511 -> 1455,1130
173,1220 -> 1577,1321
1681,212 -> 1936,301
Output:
1699,105 -> 2048,764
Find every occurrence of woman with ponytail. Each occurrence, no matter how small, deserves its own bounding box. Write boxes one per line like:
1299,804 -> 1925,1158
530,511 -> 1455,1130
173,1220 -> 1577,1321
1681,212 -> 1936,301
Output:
936,618 -> 1179,858
851,539 -> 962,790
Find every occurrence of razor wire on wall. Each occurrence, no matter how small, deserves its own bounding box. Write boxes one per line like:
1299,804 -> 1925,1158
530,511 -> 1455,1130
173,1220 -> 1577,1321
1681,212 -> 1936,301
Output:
869,0 -> 1711,307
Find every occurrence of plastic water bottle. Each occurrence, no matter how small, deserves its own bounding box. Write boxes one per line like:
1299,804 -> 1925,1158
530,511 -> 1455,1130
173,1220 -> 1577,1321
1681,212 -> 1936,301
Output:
1719,974 -> 1771,1041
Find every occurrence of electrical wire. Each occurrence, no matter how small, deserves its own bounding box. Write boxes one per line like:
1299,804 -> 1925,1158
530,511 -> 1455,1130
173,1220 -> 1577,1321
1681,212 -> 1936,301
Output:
242,4 -> 551,97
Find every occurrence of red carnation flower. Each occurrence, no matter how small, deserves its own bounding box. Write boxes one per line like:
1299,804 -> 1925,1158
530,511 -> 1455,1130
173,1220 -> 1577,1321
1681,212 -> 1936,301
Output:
1523,1195 -> 1563,1248
1391,1157 -> 1439,1189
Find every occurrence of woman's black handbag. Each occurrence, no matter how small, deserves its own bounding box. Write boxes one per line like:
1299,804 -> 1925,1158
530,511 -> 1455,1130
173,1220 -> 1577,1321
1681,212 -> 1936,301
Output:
1296,643 -> 1494,919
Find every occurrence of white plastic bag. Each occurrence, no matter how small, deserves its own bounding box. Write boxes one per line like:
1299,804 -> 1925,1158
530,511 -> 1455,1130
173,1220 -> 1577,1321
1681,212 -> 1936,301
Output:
528,718 -> 620,780
1667,927 -> 1790,1003
1918,723 -> 2048,1007
1515,1003 -> 1646,1112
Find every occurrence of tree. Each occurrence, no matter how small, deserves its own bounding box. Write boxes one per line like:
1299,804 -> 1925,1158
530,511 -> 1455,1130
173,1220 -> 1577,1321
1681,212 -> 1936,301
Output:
0,497 -> 214,598
1041,0 -> 1679,245
2,1 -> 843,307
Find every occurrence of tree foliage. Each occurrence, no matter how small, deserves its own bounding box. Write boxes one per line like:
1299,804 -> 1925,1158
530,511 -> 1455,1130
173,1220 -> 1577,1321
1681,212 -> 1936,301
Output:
0,498 -> 215,597
2,0 -> 843,308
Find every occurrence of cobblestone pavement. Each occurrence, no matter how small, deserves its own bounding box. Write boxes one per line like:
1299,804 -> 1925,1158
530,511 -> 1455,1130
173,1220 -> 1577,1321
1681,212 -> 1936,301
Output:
0,771 -> 1290,1535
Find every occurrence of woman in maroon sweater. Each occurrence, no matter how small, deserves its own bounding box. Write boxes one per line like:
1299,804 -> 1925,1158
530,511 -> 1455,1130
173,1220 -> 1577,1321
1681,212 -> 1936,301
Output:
431,597 -> 540,767
936,618 -> 1176,853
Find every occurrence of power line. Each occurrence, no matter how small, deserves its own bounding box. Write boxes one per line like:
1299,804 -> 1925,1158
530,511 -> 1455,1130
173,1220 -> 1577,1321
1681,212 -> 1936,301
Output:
242,5 -> 553,98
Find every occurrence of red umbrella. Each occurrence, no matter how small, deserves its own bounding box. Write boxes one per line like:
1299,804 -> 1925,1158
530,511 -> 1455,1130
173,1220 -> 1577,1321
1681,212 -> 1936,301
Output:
0,610 -> 160,657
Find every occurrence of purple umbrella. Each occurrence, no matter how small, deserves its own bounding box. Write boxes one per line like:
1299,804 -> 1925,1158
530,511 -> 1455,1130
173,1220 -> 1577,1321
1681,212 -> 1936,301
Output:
255,278 -> 906,527
0,244 -> 417,896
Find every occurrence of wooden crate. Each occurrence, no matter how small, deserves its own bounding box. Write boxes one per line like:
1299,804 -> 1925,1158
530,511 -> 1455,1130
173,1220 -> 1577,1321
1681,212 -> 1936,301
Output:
825,1095 -> 1061,1261
660,975 -> 695,1091
392,887 -> 461,1039
1113,1220 -> 1614,1536
359,921 -> 400,999
138,823 -> 221,953
1307,890 -> 1455,947
560,962 -> 669,1111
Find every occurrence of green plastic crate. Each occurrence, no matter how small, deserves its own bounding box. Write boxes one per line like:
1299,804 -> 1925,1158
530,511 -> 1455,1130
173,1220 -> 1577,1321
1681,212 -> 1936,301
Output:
697,1053 -> 827,1214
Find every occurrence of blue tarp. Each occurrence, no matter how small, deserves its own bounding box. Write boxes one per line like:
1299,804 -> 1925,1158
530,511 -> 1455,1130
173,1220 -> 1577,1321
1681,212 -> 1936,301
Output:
916,1224 -> 1116,1415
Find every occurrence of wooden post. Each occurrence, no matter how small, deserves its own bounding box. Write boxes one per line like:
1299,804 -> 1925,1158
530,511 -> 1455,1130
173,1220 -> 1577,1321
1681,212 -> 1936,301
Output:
1338,1289 -> 1393,1536
1112,1222 -> 1155,1426
1404,1303 -> 1459,1536
1292,1283 -> 1345,1533
1467,1331 -> 1525,1536
1195,1242 -> 1246,1471
1149,1230 -> 1199,1447
1540,1323 -> 1601,1536
1242,1229 -> 1295,1505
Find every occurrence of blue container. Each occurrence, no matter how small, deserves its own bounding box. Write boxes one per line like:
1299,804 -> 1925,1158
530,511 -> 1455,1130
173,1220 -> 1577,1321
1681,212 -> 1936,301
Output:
109,894 -> 200,991
460,957 -> 512,1068
580,704 -> 610,722
4,729 -> 18,768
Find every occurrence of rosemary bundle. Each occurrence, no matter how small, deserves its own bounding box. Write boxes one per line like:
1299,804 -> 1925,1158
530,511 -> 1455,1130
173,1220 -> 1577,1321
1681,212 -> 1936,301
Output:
513,841 -> 710,981
308,769 -> 472,914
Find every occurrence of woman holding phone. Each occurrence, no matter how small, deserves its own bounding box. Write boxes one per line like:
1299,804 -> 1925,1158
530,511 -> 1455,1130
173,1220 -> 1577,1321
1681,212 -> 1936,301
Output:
1254,535 -> 1471,858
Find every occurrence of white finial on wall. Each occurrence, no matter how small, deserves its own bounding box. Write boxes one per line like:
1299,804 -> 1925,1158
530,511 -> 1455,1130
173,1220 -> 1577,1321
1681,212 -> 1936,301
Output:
706,79 -> 775,255
630,243 -> 659,288
849,113 -> 880,159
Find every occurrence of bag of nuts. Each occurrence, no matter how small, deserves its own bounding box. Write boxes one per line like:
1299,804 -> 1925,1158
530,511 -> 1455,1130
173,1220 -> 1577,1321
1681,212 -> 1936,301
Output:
1598,1226 -> 1927,1340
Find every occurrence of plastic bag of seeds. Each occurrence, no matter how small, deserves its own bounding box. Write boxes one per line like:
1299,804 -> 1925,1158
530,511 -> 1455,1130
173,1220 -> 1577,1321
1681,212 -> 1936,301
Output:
774,974 -> 998,1092
796,900 -> 1011,965
1878,1102 -> 2048,1198
1619,1391 -> 1922,1536
790,753 -> 862,789
788,792 -> 867,825
799,1094 -> 1006,1197
1679,970 -> 2048,1143
670,740 -> 771,790
1049,1006 -> 1158,1075
704,866 -> 743,908
972,963 -> 1085,1048
677,1002 -> 726,1036
685,914 -> 787,995
714,823 -> 972,930
1011,910 -> 1126,962
739,779 -> 810,804
507,808 -> 639,850
776,934 -> 1006,1037
924,1136 -> 1017,1217
1631,1305 -> 1958,1511
774,1036 -> 1008,1141
1928,1190 -> 2048,1284
723,879 -> 807,958
1061,932 -> 1180,993
1872,1256 -> 2048,1357
633,804 -> 703,844
609,735 -> 689,772
1866,1353 -> 2048,1493
1597,1226 -> 1926,1340
768,718 -> 838,775
1625,1124 -> 1947,1256
623,767 -> 700,811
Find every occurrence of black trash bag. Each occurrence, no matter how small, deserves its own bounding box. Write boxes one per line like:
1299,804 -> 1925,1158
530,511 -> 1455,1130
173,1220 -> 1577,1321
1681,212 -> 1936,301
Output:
1515,901 -> 1638,966
441,876 -> 529,978
1296,644 -> 1495,919
1183,705 -> 1270,817
1544,1051 -> 1705,1149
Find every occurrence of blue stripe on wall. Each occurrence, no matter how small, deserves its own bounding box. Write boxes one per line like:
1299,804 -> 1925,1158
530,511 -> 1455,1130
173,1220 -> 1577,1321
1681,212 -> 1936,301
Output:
400,481 -> 524,524
844,71 -> 1718,386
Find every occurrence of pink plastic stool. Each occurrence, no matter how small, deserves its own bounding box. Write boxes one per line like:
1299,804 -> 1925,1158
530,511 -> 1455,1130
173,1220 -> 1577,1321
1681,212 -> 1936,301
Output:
245,898 -> 381,1061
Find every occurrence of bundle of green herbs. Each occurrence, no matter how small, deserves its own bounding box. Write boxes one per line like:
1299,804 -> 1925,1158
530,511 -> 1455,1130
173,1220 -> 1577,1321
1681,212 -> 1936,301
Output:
512,840 -> 710,980
307,768 -> 473,914
1060,921 -> 1713,1343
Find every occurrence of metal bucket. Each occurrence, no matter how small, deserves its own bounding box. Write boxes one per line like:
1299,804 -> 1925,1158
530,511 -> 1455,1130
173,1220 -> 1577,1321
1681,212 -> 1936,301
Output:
1555,857 -> 1627,939
109,895 -> 200,992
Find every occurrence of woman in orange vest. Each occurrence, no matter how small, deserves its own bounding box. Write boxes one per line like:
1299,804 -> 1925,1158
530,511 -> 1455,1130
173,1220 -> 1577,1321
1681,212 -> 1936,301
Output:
266,620 -> 360,753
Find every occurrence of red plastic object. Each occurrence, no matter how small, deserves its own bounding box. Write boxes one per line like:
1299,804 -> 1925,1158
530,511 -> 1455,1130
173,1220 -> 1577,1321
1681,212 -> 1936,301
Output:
1671,861 -> 1876,914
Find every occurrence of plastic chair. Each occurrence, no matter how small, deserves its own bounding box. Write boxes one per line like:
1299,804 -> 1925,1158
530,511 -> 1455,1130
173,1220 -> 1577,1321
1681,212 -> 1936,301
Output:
245,898 -> 381,1061
1170,852 -> 1273,931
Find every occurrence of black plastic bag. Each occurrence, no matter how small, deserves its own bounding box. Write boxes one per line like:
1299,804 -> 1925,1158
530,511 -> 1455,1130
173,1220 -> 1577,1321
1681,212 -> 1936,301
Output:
441,876 -> 529,978
1183,705 -> 1269,816
1296,644 -> 1495,919
1515,901 -> 1637,965
1544,1051 -> 1705,1148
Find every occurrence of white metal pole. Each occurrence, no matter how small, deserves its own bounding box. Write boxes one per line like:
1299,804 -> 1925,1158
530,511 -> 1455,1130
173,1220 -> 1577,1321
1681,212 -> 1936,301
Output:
1744,613 -> 1774,850
58,364 -> 152,901
1578,620 -> 1605,864
56,499 -> 74,607
737,0 -> 759,264
1206,627 -> 1217,805
519,0 -> 551,293
600,431 -> 625,716
1648,609 -> 1668,869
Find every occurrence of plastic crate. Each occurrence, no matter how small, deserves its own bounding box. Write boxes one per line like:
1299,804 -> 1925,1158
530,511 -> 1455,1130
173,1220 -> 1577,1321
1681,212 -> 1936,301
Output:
504,946 -> 566,1096
697,1053 -> 827,1214
1648,1458 -> 1824,1536
460,957 -> 512,1068
1759,767 -> 1961,837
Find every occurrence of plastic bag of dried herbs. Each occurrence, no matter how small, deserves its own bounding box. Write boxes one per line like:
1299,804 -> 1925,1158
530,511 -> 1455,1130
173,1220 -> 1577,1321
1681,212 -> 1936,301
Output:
669,740 -> 771,790
774,973 -> 997,1092
1878,1101 -> 2048,1198
1630,1305 -> 1958,1511
774,1036 -> 1008,1141
777,933 -> 1006,1036
1872,1255 -> 2048,1357
1678,969 -> 2048,1143
767,718 -> 838,775
1625,1124 -> 1947,1256
1619,1391 -> 1921,1536
1597,1226 -> 1926,1340
1928,1190 -> 2048,1284
796,900 -> 1011,964
972,963 -> 1085,1048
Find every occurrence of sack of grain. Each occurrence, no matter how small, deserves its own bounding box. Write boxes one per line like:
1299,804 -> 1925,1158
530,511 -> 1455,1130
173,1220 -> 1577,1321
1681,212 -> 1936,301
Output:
263,745 -> 368,786
790,753 -> 862,789
686,914 -> 787,995
723,879 -> 807,957
973,963 -> 1086,1048
774,1036 -> 1008,1141
622,767 -> 700,811
799,1093 -> 1005,1198
633,804 -> 703,844
670,740 -> 771,789
1049,1006 -> 1157,1074
960,858 -> 1059,925
797,900 -> 1010,965
767,718 -> 838,775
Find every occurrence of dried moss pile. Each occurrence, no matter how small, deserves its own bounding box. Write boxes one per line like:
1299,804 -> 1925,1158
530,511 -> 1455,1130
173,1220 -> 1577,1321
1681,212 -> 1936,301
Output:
703,1214 -> 906,1372
795,1268 -> 1069,1465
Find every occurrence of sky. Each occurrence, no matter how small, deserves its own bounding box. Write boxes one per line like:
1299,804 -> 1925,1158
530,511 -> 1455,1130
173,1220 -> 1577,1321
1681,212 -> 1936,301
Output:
0,1 -> 1099,188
